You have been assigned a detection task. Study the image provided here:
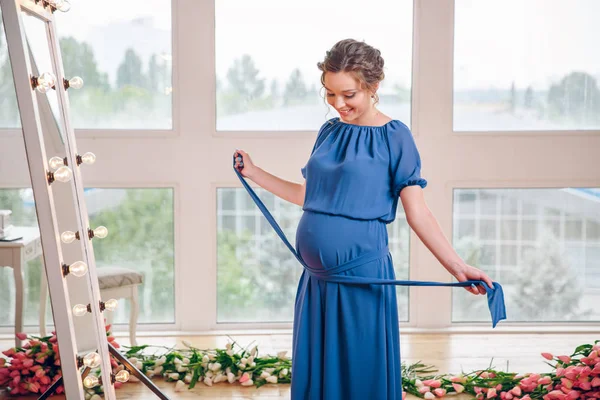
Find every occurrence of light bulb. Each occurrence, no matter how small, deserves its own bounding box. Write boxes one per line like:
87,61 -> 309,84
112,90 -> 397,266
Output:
53,166 -> 72,183
72,304 -> 88,317
55,0 -> 71,12
80,152 -> 96,165
69,261 -> 88,277
115,370 -> 130,383
60,231 -> 76,244
83,375 -> 99,388
48,156 -> 64,170
83,352 -> 101,369
35,72 -> 56,93
104,299 -> 118,312
93,226 -> 108,239
68,76 -> 83,89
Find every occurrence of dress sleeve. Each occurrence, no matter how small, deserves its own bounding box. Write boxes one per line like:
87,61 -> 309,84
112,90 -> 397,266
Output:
301,119 -> 335,179
387,122 -> 428,196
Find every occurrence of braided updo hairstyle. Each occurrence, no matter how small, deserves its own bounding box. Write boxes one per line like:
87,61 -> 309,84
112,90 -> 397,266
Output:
317,39 -> 385,104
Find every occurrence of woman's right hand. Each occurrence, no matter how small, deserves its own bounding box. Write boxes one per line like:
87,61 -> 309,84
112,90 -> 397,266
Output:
233,149 -> 258,179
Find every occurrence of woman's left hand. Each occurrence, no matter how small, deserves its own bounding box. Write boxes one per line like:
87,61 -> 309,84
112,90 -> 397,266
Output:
451,264 -> 494,295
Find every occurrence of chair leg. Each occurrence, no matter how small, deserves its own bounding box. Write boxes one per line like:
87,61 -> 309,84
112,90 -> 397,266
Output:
129,286 -> 139,346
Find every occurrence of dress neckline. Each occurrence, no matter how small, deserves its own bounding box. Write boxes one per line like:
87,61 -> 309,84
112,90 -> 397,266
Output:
335,117 -> 397,129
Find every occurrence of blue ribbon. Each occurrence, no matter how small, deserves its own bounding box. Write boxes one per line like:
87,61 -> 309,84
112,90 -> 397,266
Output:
233,158 -> 506,327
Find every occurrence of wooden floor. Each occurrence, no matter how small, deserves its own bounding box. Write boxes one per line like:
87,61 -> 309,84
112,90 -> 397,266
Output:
1,332 -> 598,399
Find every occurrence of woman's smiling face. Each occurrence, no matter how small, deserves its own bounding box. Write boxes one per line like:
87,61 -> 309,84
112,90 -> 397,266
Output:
323,71 -> 377,124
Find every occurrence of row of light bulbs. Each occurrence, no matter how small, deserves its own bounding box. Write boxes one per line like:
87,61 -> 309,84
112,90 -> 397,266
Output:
33,0 -> 71,13
29,42 -> 129,389
31,72 -> 83,94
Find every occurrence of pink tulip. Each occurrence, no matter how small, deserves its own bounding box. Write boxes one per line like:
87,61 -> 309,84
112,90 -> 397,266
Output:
539,376 -> 553,385
22,359 -> 34,368
522,396 -> 532,400
476,393 -> 485,400
2,348 -> 16,357
497,384 -> 503,391
566,390 -> 580,400
487,388 -> 498,399
512,386 -> 522,396
591,364 -> 600,375
453,383 -> 465,393
40,375 -> 50,385
403,392 -> 407,400
562,378 -> 574,389
475,387 -> 483,394
558,356 -> 572,364
15,332 -> 27,341
548,390 -> 566,400
0,358 -> 5,367
424,379 -> 442,388
542,353 -> 554,360
592,377 -> 600,387
239,372 -> 251,383
506,392 -> 513,400
578,381 -> 591,391
419,386 -> 432,394
114,381 -> 123,389
557,368 -> 566,377
433,388 -> 447,397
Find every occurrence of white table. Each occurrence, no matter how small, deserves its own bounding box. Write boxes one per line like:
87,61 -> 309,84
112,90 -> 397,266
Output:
0,226 -> 43,347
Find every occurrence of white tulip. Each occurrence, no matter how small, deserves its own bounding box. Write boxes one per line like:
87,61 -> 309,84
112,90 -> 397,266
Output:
241,357 -> 248,364
226,343 -> 232,350
136,361 -> 143,369
208,354 -> 216,361
250,362 -> 256,368
227,372 -> 236,383
241,379 -> 254,386
226,349 -> 234,356
176,365 -> 188,373
206,370 -> 214,378
264,368 -> 275,374
184,374 -> 192,384
250,346 -> 258,357
128,357 -> 138,364
279,368 -> 289,377
145,371 -> 155,378
266,375 -> 278,384
260,371 -> 271,379
239,363 -> 246,369
182,358 -> 190,365
424,392 -> 435,400
174,380 -> 186,392
174,358 -> 182,365
226,367 -> 232,374
277,351 -> 288,359
182,340 -> 192,348
202,355 -> 210,363
204,377 -> 213,387
168,372 -> 180,380
153,366 -> 163,375
248,356 -> 255,364
416,379 -> 424,388
214,374 -> 227,383
155,356 -> 167,366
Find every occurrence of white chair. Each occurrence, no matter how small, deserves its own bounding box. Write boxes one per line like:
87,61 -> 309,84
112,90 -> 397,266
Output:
40,266 -> 143,346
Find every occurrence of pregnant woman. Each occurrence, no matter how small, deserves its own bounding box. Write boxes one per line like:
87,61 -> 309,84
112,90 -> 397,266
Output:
233,39 -> 504,400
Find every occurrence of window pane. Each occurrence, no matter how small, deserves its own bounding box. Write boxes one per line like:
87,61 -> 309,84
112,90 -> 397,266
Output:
215,0 -> 413,131
217,188 -> 411,323
55,1 -> 172,129
87,188 -> 175,324
0,189 -> 42,327
454,0 -> 600,131
453,188 -> 600,323
0,10 -> 20,128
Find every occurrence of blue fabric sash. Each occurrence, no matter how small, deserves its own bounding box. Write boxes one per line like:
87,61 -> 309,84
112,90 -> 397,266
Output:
233,160 -> 506,328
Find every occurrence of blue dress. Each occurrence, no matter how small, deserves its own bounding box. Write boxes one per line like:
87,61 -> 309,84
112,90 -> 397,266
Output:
232,117 -> 506,400
292,117 -> 426,400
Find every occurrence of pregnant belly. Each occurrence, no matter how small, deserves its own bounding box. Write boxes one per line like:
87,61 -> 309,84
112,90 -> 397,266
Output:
295,210 -> 388,271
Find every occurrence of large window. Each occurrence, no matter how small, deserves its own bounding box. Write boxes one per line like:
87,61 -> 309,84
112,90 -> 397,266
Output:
0,188 -> 175,326
54,0 -> 172,129
217,188 -> 411,323
452,188 -> 600,323
0,9 -> 20,128
215,0 -> 413,131
454,0 -> 600,131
